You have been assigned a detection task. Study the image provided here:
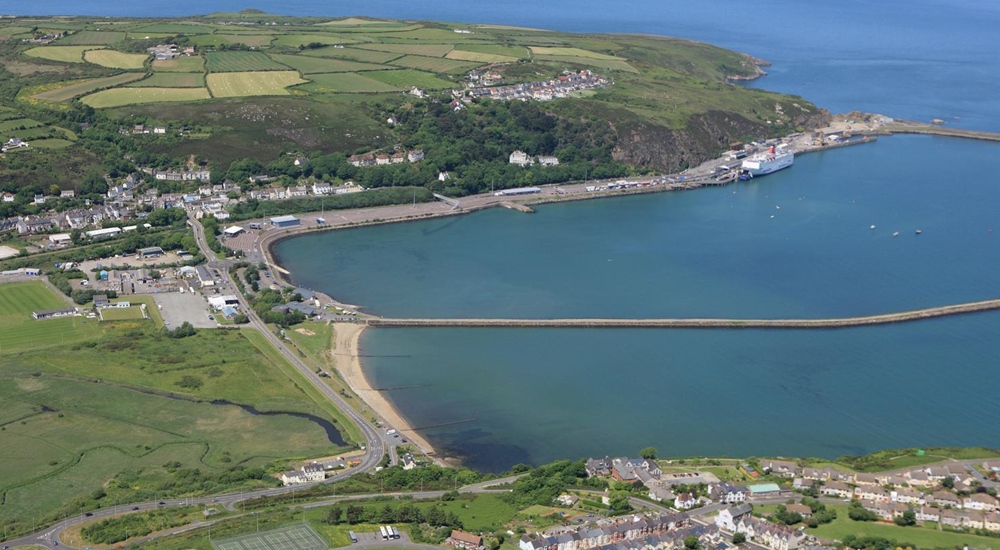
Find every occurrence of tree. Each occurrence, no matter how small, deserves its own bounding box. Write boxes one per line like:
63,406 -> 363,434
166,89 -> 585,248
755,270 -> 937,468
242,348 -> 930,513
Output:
941,476 -> 955,489
683,535 -> 700,550
893,510 -> 916,526
608,491 -> 631,512
732,533 -> 746,545
639,447 -> 657,460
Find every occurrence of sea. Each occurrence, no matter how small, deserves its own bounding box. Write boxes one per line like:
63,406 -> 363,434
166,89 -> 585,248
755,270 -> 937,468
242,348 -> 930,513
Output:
22,0 -> 1000,472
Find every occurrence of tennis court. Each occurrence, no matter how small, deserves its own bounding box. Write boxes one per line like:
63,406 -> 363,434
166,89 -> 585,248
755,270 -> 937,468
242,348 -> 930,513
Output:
214,524 -> 327,550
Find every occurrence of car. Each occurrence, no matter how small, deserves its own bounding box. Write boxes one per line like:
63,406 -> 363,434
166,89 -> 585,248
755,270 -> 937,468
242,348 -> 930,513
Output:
132,506 -> 139,511
158,501 -> 166,506
85,512 -> 93,517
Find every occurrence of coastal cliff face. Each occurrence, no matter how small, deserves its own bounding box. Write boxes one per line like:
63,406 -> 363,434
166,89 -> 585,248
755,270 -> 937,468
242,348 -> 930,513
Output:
612,108 -> 831,172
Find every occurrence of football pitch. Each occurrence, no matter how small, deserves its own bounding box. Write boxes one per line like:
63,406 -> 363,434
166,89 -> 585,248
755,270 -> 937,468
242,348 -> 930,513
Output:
214,524 -> 327,550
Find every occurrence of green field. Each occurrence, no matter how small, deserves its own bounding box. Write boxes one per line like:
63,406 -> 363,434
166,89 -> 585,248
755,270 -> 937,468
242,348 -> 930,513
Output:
376,28 -> 492,42
355,43 -> 455,57
0,118 -> 43,132
23,45 -> 103,63
57,30 -> 126,45
131,23 -> 213,34
366,69 -> 456,90
206,51 -> 291,72
0,281 -> 101,353
271,33 -> 363,48
454,44 -> 530,58
152,55 -> 206,72
299,72 -> 402,93
207,71 -> 307,97
530,46 -> 620,59
319,17 -> 408,27
300,46 -> 402,64
535,54 -> 637,72
32,73 -> 148,101
83,49 -> 149,69
267,53 -> 387,74
128,72 -> 206,87
98,306 -> 147,321
81,87 -> 211,108
807,504 -> 1000,549
446,49 -> 520,63
389,55 -> 478,74
26,138 -> 75,149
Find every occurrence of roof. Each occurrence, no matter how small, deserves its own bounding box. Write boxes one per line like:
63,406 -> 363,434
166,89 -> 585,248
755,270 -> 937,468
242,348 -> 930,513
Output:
451,530 -> 483,545
223,226 -> 244,235
270,215 -> 299,223
748,483 -> 781,494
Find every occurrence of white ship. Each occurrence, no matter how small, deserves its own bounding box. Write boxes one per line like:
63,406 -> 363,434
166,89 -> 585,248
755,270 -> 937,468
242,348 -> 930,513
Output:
740,144 -> 794,178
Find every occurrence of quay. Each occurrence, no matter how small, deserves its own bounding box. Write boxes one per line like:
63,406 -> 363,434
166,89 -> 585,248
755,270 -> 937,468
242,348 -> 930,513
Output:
501,201 -> 535,213
365,297 -> 1000,329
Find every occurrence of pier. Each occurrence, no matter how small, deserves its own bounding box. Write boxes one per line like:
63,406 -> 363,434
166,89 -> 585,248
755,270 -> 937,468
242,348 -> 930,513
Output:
365,297 -> 1000,329
501,201 -> 535,213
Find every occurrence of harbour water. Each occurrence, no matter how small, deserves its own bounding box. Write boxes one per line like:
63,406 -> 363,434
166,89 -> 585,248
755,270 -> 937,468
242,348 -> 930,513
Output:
25,1 -> 1000,470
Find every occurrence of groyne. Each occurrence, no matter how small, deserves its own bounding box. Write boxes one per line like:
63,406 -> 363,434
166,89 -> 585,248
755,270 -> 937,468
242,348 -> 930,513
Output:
365,297 -> 1000,329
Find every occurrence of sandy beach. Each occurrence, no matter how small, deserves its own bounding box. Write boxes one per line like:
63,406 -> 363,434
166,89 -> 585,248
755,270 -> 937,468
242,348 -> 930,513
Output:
332,322 -> 442,463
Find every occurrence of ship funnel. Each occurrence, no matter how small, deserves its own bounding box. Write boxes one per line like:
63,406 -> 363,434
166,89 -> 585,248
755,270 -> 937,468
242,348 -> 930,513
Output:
768,145 -> 775,154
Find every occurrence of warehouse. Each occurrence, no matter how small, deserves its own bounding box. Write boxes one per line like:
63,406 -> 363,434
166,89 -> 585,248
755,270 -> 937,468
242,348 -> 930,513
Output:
269,215 -> 300,229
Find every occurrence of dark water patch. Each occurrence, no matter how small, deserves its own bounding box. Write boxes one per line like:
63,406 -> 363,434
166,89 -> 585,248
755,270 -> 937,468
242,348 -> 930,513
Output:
431,427 -> 532,474
209,399 -> 346,446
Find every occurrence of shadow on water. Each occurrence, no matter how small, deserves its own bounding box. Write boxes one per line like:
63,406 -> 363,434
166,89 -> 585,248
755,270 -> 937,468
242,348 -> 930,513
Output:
421,214 -> 466,237
433,427 -> 531,473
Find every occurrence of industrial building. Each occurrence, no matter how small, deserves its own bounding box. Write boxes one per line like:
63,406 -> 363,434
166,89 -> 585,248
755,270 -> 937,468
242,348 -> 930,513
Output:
269,215 -> 300,229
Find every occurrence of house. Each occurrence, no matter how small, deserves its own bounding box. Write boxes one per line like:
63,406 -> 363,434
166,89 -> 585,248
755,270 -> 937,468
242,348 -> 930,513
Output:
915,506 -> 940,522
982,460 -> 1000,473
93,295 -> 110,309
891,487 -> 925,505
853,473 -> 879,486
294,157 -> 309,166
390,151 -> 406,164
537,155 -> 560,166
715,504 -> 753,531
830,480 -> 862,499
931,491 -> 961,508
60,190 -> 75,199
793,478 -> 813,490
708,483 -> 747,504
762,460 -> 799,478
557,494 -> 579,507
509,150 -> 533,166
401,453 -> 417,470
408,149 -> 424,162
854,486 -> 890,503
984,512 -> 1000,532
449,530 -> 483,550
785,504 -> 812,518
585,457 -> 612,477
287,185 -> 308,198
674,492 -> 697,510
312,182 -> 333,195
153,127 -> 166,134
375,154 -> 391,165
34,194 -> 45,205
939,509 -> 961,527
438,171 -> 451,182
964,493 -> 999,512
958,510 -> 984,530
1,192 -> 14,202
905,469 -> 933,487
649,486 -> 675,503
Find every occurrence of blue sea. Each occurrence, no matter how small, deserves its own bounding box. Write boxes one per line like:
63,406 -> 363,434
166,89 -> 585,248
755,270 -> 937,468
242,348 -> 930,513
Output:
28,0 -> 1000,471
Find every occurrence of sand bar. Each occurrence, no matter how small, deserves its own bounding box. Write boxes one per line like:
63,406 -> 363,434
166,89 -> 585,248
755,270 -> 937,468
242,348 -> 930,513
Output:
332,322 -> 442,463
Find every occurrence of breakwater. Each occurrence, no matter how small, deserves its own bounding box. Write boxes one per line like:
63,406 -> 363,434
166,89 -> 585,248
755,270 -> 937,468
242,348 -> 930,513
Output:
365,297 -> 1000,329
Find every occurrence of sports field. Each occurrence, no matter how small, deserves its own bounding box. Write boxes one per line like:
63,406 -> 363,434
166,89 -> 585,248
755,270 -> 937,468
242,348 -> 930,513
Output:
300,72 -> 401,94
98,306 -> 147,321
207,51 -> 291,72
267,54 -> 385,74
389,55 -> 478,74
81,87 -> 211,108
127,72 -> 205,87
83,49 -> 148,69
0,281 -> 101,352
207,71 -> 307,98
33,73 -> 147,101
215,524 -> 327,550
152,55 -> 205,72
23,45 -> 103,63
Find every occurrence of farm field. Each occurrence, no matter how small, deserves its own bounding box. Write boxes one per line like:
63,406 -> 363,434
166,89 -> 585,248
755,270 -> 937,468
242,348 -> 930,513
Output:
366,69 -> 457,90
127,72 -> 205,88
299,72 -> 402,94
319,17 -> 409,27
389,55 -> 479,74
56,30 -> 126,45
271,33 -> 364,48
152,55 -> 205,72
32,73 -> 148,101
206,51 -> 291,72
267,53 -> 387,74
0,118 -> 43,132
534,54 -> 637,72
81,87 -> 211,108
187,34 -> 274,48
445,49 -> 520,64
453,43 -> 530,58
207,71 -> 308,97
83,49 -> 149,69
355,43 -> 455,57
131,23 -> 212,34
0,281 -> 101,353
26,138 -> 75,149
376,28 -> 493,42
23,45 -> 103,63
529,46 -> 620,59
300,46 -> 402,64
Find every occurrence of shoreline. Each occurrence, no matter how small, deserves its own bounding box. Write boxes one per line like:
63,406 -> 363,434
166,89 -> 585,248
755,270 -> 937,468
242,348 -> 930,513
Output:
331,322 -> 444,464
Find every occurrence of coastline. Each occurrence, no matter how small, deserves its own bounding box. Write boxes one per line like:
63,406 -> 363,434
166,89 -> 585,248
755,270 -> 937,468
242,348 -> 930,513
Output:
332,322 -> 444,464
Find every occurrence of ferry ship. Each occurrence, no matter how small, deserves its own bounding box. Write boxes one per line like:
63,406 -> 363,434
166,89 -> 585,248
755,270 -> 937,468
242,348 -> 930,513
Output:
739,144 -> 794,179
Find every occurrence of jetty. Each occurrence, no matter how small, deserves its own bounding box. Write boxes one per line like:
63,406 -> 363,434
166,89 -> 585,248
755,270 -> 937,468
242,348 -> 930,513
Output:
365,297 -> 1000,330
501,201 -> 535,213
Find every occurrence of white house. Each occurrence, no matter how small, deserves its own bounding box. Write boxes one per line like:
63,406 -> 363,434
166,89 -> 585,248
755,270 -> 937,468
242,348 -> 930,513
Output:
715,504 -> 752,531
312,182 -> 333,195
674,492 -> 697,510
509,150 -> 533,166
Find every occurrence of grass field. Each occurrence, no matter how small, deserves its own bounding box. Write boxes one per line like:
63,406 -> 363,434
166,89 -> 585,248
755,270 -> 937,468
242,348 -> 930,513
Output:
0,281 -> 101,353
454,43 -> 530,58
445,49 -> 520,64
0,118 -> 43,132
534,54 -> 637,72
299,72 -> 402,94
300,46 -> 402,64
807,504 -> 1000,549
376,28 -> 492,42
152,55 -> 205,72
23,45 -> 103,63
56,30 -> 126,45
271,33 -> 363,48
206,51 -> 291,72
26,138 -> 75,149
365,69 -> 456,90
207,71 -> 307,98
530,46 -> 620,59
355,43 -> 455,57
98,306 -> 147,321
81,87 -> 211,108
132,23 -> 212,34
83,49 -> 149,69
267,53 -> 387,74
389,55 -> 478,74
215,34 -> 277,48
127,72 -> 206,87
32,73 -> 148,101
320,17 -> 408,26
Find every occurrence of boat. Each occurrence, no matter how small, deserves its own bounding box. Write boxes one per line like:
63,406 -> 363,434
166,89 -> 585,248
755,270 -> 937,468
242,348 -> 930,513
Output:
915,229 -> 922,235
893,231 -> 899,237
870,225 -> 876,230
740,144 -> 794,178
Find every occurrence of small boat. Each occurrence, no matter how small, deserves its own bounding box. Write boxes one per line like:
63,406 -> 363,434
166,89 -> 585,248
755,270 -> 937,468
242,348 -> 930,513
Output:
870,225 -> 876,230
893,231 -> 899,237
915,229 -> 922,235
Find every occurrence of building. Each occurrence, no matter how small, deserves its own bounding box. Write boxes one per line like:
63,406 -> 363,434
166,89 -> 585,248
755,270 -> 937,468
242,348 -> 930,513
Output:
748,483 -> 783,500
280,463 -> 325,486
223,226 -> 244,237
509,150 -> 533,166
137,246 -> 165,259
48,233 -> 72,245
208,295 -> 240,310
408,149 -> 424,162
312,182 -> 333,195
716,504 -> 753,531
270,215 -> 300,229
401,453 -> 417,470
449,530 -> 483,550
86,227 -> 122,239
93,295 -> 110,309
537,155 -> 560,166
195,265 -> 215,287
32,307 -> 77,320
674,492 -> 697,510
